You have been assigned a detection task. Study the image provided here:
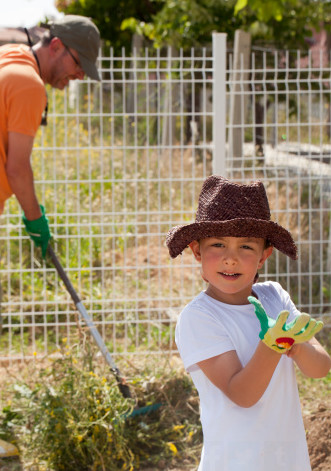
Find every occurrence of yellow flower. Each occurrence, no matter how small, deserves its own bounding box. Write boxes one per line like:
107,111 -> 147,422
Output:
62,337 -> 67,343
77,435 -> 83,442
173,424 -> 184,433
187,430 -> 194,442
167,442 -> 178,455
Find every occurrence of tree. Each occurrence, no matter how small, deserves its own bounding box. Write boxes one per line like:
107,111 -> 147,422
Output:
56,0 -> 331,51
122,0 -> 331,50
234,0 -> 331,49
122,0 -> 242,49
55,0 -> 163,52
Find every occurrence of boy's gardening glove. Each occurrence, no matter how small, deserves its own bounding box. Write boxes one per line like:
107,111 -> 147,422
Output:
22,205 -> 52,259
248,296 -> 324,353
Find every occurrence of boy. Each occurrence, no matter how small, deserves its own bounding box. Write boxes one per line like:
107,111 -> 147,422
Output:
166,175 -> 331,471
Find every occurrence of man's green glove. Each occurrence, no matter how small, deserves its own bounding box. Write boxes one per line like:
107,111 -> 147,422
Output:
22,205 -> 52,258
248,296 -> 324,353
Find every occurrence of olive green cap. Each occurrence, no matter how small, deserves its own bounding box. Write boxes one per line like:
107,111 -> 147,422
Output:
44,15 -> 100,81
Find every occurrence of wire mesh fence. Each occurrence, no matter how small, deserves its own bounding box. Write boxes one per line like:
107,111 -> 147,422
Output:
0,34 -> 330,361
223,40 -> 331,329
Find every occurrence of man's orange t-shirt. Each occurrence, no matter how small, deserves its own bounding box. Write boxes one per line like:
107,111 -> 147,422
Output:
0,44 -> 46,213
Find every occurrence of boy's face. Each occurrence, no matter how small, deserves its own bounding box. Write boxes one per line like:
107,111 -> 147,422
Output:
189,236 -> 273,305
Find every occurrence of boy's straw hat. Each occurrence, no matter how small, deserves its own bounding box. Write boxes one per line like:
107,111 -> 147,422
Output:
166,175 -> 297,260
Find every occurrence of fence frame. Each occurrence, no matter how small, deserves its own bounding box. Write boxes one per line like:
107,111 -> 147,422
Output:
0,33 -> 330,362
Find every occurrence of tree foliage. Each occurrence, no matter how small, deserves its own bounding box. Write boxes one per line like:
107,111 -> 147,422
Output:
55,0 -> 163,52
122,0 -> 242,49
235,0 -> 331,48
56,0 -> 331,51
123,0 -> 331,50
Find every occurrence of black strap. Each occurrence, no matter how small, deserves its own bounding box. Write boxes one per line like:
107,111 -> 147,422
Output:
24,28 -> 48,126
24,27 -> 33,48
25,28 -> 42,74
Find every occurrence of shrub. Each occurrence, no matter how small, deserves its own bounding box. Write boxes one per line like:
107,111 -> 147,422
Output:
0,339 -> 201,470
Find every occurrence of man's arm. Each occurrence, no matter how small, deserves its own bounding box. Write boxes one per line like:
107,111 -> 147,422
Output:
198,341 -> 281,408
286,337 -> 331,378
6,131 -> 42,220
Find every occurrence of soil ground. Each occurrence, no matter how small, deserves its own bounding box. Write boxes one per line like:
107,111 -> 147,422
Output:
303,403 -> 331,471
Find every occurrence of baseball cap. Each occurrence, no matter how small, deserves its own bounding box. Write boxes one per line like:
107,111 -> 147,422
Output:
42,15 -> 100,81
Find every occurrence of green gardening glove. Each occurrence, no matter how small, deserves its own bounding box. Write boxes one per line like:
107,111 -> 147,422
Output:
22,205 -> 52,258
248,296 -> 324,353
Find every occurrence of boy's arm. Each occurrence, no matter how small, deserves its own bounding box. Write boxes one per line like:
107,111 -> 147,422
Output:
198,341 -> 281,408
286,337 -> 331,378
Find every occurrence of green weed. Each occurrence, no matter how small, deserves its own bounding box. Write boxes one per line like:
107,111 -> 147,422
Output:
0,340 -> 201,471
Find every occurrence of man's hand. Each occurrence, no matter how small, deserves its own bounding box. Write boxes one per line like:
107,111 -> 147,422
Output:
248,296 -> 324,353
22,205 -> 52,258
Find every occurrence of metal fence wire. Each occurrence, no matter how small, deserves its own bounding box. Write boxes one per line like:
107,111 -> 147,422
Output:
0,34 -> 330,361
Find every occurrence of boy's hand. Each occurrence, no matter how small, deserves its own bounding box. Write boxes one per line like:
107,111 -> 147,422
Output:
248,296 -> 324,353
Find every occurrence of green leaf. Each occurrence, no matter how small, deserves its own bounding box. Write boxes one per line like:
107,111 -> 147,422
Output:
234,0 -> 248,15
120,17 -> 138,32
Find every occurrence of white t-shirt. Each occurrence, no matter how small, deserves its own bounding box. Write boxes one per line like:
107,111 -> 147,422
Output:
175,281 -> 311,471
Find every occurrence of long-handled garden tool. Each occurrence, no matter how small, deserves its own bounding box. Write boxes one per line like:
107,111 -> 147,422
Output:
47,245 -> 161,418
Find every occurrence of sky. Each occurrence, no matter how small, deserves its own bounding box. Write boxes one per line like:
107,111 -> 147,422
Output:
1,0 -> 63,28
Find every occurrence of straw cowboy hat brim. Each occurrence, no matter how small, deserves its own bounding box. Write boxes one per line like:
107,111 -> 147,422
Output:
166,175 -> 298,260
166,218 -> 298,260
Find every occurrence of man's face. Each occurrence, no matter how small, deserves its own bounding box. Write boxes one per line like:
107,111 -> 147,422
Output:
48,42 -> 85,90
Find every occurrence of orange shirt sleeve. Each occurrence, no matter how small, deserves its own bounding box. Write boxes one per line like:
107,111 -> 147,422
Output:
3,63 -> 46,136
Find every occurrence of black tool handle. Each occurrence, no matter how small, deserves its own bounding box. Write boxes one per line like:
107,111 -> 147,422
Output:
48,245 -> 81,305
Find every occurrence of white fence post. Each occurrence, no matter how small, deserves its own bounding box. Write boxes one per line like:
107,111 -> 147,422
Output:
212,32 -> 227,176
228,30 -> 251,162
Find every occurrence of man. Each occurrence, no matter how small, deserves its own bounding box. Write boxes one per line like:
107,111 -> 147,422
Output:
0,14 -> 100,458
0,14 -> 100,256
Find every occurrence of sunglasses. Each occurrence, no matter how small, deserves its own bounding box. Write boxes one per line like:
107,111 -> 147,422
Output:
64,45 -> 81,68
